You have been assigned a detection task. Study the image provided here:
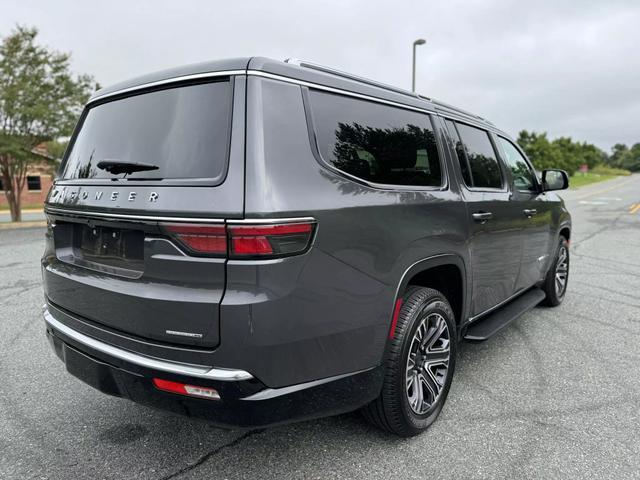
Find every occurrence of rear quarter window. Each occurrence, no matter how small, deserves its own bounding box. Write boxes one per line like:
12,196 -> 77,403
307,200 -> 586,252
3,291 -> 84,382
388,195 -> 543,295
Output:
307,90 -> 442,188
62,80 -> 233,183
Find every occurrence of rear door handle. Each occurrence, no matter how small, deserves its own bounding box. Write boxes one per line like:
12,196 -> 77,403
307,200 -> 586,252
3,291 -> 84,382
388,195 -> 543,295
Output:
523,209 -> 538,217
472,212 -> 493,223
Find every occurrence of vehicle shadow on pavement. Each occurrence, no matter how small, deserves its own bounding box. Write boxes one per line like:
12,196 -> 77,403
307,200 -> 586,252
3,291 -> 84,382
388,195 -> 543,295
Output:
56,335 -> 518,480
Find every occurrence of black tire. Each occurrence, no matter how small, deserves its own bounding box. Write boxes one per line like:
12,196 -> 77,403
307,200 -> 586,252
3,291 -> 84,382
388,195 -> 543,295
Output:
362,287 -> 457,437
542,236 -> 570,307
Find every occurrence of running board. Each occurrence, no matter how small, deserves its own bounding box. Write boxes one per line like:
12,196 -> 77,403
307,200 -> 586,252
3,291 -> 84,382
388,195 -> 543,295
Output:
463,288 -> 546,342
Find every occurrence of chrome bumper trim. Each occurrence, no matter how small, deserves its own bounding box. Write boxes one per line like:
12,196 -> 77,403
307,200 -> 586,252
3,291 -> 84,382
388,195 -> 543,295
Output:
241,367 -> 375,401
43,309 -> 253,382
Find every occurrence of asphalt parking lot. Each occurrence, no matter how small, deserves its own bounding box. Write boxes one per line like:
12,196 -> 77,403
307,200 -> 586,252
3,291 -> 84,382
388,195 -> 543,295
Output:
1,175 -> 639,480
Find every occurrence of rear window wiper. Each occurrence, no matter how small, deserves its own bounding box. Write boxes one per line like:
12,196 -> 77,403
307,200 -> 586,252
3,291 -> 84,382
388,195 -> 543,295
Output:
97,160 -> 160,176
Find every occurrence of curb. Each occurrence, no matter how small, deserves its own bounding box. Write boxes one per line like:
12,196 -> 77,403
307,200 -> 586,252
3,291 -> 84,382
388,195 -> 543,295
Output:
0,220 -> 47,230
0,208 -> 44,214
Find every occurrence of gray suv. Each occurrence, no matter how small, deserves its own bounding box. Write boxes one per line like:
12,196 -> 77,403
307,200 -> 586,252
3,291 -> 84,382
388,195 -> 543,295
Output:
41,57 -> 571,436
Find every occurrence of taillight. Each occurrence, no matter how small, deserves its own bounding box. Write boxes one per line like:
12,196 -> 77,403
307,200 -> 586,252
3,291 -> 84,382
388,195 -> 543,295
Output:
162,220 -> 316,259
162,223 -> 227,256
227,222 -> 315,258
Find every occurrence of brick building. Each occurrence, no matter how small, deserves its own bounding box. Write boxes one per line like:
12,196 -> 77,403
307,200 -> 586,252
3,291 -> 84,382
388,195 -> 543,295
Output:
0,144 -> 56,208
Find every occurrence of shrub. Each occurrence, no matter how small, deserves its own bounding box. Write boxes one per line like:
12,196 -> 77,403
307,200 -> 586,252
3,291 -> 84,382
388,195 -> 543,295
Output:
590,165 -> 631,176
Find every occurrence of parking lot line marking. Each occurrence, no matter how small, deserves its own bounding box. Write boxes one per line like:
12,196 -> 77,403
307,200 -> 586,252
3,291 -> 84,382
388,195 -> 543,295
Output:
579,200 -> 608,205
630,203 -> 640,214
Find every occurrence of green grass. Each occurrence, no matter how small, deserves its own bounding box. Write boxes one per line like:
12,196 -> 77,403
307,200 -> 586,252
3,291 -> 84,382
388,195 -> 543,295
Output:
569,165 -> 632,189
569,172 -> 618,189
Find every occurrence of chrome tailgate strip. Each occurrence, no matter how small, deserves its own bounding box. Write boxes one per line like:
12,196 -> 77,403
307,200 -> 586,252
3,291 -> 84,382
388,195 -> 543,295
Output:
44,308 -> 253,381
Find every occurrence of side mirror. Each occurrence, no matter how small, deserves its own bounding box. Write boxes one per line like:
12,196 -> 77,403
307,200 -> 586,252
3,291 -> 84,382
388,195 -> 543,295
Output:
542,169 -> 569,191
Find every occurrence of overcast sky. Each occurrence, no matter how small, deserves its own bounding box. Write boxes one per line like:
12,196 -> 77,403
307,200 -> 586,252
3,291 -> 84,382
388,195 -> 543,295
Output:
2,0 -> 639,150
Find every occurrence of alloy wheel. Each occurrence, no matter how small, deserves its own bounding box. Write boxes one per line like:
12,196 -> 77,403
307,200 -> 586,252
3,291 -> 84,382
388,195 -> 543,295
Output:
405,311 -> 451,415
555,245 -> 569,297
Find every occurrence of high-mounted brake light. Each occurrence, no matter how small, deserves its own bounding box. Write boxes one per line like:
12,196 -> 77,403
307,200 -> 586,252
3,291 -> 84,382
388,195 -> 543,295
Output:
152,378 -> 220,400
162,220 -> 316,258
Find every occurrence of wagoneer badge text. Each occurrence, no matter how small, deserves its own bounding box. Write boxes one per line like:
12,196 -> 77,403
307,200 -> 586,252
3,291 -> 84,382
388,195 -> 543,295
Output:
50,188 -> 159,204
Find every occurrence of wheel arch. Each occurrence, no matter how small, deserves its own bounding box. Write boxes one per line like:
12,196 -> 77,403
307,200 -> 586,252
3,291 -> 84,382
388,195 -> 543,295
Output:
394,254 -> 468,328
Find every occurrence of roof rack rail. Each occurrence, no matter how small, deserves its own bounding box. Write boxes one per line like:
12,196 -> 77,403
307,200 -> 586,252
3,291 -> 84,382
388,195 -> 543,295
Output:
284,58 -> 426,100
430,98 -> 493,125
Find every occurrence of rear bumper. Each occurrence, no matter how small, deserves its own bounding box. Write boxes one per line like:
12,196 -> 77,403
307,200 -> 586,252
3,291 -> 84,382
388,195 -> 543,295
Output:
44,309 -> 252,381
44,307 -> 383,428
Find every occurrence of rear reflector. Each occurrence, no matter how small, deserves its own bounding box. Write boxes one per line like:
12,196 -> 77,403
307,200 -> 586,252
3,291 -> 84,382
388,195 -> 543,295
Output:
388,298 -> 404,339
152,378 -> 220,400
162,220 -> 316,259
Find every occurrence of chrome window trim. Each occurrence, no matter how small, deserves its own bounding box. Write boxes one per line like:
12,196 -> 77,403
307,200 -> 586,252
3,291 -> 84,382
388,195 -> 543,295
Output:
247,70 -> 434,115
85,68 -> 498,135
44,309 -> 253,381
87,69 -> 432,115
88,69 -> 246,104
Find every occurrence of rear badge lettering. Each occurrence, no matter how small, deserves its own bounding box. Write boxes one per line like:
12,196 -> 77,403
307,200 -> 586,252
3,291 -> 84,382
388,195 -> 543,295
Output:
166,330 -> 203,339
50,188 -> 159,204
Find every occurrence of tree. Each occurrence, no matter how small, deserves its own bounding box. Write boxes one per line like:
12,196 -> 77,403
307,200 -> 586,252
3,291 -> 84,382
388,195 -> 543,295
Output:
517,131 -> 560,171
618,143 -> 640,172
609,143 -> 629,167
44,139 -> 69,161
604,143 -> 640,172
0,26 -> 96,221
517,130 -> 608,174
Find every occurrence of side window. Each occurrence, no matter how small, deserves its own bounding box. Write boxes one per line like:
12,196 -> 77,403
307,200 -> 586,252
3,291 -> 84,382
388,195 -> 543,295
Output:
498,137 -> 537,192
453,122 -> 503,189
445,120 -> 472,186
308,90 -> 442,187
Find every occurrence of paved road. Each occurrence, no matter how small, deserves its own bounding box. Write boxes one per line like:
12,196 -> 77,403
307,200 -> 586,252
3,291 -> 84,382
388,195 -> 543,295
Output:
1,175 -> 639,480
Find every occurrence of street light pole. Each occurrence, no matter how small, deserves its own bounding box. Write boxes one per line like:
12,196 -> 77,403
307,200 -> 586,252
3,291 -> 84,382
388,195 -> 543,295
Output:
412,38 -> 426,92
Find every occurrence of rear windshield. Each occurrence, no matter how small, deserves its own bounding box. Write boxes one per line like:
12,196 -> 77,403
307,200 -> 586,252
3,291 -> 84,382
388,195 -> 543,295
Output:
61,80 -> 232,182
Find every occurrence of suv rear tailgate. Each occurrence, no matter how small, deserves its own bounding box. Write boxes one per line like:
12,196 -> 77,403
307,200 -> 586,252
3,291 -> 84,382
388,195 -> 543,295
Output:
43,213 -> 227,348
42,74 -> 247,349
